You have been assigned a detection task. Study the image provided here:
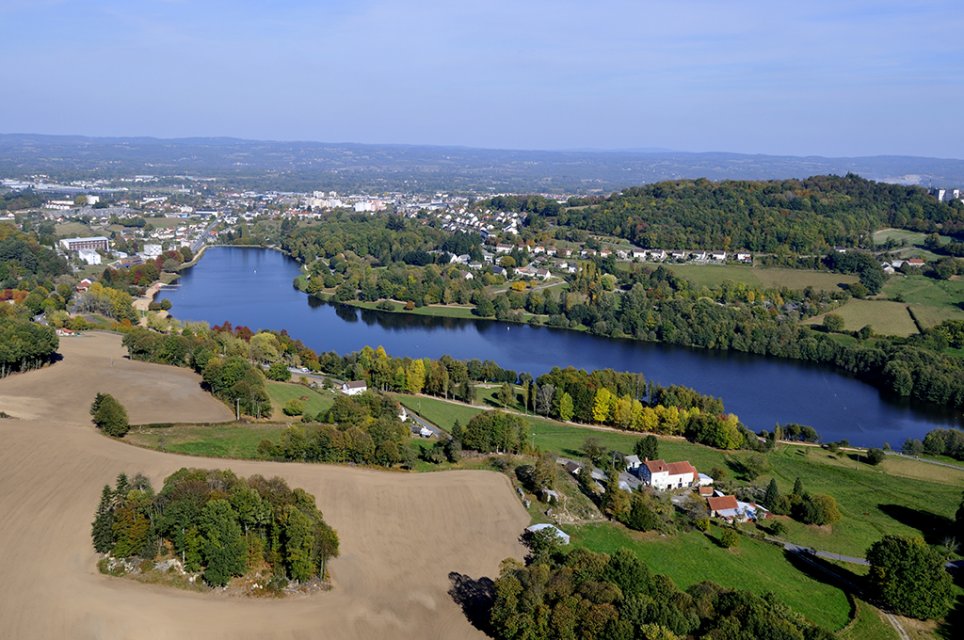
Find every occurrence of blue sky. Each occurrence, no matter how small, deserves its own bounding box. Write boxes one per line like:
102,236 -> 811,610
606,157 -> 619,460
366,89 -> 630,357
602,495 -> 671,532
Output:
1,0 -> 962,157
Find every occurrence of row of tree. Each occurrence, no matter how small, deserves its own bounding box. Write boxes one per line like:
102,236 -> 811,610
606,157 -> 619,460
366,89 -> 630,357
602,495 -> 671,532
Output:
259,394 -> 412,466
487,545 -> 835,640
0,315 -> 59,377
92,469 -> 339,588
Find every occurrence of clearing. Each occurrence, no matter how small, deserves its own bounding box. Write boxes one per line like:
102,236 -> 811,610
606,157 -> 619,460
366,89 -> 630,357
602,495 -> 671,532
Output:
664,264 -> 858,292
0,332 -> 528,640
806,299 -> 919,336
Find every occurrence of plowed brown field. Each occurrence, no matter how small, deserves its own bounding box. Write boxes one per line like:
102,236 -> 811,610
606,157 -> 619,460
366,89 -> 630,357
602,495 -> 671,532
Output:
0,332 -> 527,639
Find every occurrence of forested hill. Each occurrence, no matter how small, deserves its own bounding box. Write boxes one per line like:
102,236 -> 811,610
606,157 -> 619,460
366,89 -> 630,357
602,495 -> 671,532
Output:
554,174 -> 962,253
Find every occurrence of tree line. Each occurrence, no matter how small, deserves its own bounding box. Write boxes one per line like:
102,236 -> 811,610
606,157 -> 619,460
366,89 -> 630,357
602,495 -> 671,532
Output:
485,544 -> 835,640
92,468 -> 339,589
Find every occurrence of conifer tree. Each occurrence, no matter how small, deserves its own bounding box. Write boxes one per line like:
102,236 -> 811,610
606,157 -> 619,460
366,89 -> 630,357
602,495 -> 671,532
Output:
91,484 -> 115,553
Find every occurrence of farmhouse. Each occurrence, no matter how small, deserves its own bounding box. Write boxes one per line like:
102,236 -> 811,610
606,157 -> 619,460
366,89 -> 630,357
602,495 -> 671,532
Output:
706,495 -> 739,520
638,459 -> 698,491
340,380 -> 368,396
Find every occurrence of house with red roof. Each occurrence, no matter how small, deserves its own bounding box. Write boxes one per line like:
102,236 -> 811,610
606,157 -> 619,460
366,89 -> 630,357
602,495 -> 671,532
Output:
638,459 -> 698,491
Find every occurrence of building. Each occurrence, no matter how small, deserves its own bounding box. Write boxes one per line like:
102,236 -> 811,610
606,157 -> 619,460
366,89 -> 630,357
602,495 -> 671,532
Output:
638,459 -> 698,491
142,244 -> 163,259
624,454 -> 642,471
340,380 -> 368,396
60,236 -> 110,253
707,495 -> 740,520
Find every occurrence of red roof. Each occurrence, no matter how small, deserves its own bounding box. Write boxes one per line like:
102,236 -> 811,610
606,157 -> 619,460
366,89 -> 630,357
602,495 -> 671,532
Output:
643,459 -> 697,481
707,495 -> 738,512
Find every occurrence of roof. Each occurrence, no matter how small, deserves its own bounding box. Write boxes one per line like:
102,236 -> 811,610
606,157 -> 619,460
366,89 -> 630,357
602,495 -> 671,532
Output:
525,523 -> 570,544
643,459 -> 697,478
698,486 -> 714,497
61,236 -> 109,243
707,495 -> 739,512
343,380 -> 367,389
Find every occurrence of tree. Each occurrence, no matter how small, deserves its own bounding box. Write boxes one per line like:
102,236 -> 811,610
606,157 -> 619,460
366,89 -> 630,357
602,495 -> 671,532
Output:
865,448 -> 886,465
592,388 -> 613,423
498,382 -> 514,407
792,477 -> 804,497
266,361 -> 291,381
91,393 -> 129,437
582,437 -> 605,466
866,535 -> 953,620
634,435 -> 659,461
91,484 -> 115,553
405,359 -> 426,394
557,391 -> 574,422
763,478 -> 780,510
283,506 -> 316,582
199,499 -> 247,587
822,314 -> 845,332
719,528 -> 739,548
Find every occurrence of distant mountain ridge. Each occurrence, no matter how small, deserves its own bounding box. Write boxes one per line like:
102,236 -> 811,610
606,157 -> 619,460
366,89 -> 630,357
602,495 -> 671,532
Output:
1,133 -> 962,194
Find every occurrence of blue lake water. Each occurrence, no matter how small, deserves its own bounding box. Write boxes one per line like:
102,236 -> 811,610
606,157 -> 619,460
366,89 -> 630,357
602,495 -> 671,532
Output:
158,247 -> 962,447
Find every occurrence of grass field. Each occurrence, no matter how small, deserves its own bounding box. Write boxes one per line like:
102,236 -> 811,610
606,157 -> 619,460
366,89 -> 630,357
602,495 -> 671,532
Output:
883,275 -> 964,329
567,523 -> 852,632
806,299 -> 919,336
125,422 -> 286,458
265,381 -> 335,419
665,264 -> 858,292
838,597 -> 899,640
54,221 -> 93,237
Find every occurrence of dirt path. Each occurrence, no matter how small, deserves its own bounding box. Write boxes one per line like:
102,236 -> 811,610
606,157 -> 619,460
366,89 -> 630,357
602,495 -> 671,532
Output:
0,333 -> 529,640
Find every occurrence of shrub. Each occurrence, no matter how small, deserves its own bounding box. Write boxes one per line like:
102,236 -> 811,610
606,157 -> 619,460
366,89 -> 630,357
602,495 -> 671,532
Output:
90,392 -> 130,437
282,399 -> 304,416
865,448 -> 886,465
719,528 -> 739,548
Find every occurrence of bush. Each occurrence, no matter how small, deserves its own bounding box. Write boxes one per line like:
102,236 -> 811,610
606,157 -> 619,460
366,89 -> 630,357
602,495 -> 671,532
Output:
266,361 -> 291,381
865,448 -> 886,465
719,528 -> 739,548
282,399 -> 304,416
90,392 -> 130,437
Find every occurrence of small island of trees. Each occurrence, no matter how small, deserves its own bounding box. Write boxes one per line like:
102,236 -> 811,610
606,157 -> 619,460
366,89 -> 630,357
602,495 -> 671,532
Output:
92,468 -> 339,594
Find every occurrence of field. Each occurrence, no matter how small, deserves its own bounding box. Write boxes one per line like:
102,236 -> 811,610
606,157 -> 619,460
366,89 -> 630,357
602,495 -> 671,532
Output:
265,380 -> 336,419
883,275 -> 964,329
126,422 -> 287,459
874,228 -> 951,260
54,221 -> 94,237
0,333 -> 528,640
568,523 -> 852,631
806,299 -> 919,336
397,393 -> 964,557
664,263 -> 858,292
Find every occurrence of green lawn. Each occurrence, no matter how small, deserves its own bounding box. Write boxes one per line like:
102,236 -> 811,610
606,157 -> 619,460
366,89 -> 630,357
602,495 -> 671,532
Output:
568,522 -> 852,632
125,423 -> 286,459
882,275 -> 964,329
665,264 -> 858,292
265,381 -> 336,419
838,598 -> 899,640
764,445 -> 964,557
806,299 -> 919,336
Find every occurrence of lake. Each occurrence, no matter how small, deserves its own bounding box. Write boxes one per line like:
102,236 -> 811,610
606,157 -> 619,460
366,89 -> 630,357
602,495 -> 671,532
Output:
158,247 -> 962,447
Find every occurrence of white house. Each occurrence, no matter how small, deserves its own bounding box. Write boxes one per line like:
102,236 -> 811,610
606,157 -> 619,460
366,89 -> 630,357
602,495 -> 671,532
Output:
340,380 -> 368,396
638,459 -> 698,491
142,243 -> 163,259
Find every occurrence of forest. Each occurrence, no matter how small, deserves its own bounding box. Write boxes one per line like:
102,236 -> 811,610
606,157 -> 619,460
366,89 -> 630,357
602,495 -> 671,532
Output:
92,469 -> 339,589
555,174 -> 962,253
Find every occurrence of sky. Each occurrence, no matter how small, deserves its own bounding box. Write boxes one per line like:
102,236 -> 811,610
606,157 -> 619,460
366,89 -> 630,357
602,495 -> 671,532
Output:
1,0 -> 962,157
